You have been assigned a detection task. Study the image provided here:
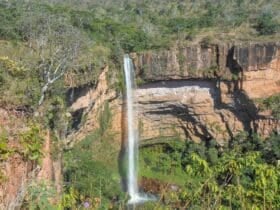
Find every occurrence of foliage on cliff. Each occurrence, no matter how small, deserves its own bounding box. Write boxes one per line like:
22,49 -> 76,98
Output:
0,0 -> 279,106
64,133 -> 125,209
139,133 -> 280,209
63,103 -> 126,209
53,131 -> 280,209
257,93 -> 280,119
0,0 -> 279,209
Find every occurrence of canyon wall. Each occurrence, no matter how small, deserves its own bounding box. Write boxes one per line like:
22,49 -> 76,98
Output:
130,43 -> 280,143
3,42 -> 279,208
132,42 -> 280,98
69,42 -> 280,145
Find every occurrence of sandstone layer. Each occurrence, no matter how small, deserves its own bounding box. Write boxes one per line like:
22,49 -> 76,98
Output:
136,80 -> 252,144
132,43 -> 280,98
69,42 -> 280,146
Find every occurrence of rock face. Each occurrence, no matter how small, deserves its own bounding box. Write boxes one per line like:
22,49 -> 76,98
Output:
132,43 -> 280,98
130,43 -> 280,143
69,42 -> 280,146
0,109 -> 62,209
252,119 -> 280,138
136,80 -> 253,144
67,66 -> 122,145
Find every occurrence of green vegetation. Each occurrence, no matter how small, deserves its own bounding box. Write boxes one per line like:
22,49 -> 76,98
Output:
64,132 -> 126,209
23,181 -> 58,210
139,133 -> 280,209
63,103 -> 126,209
98,100 -> 112,136
23,181 -> 79,209
0,55 -> 40,107
0,129 -> 13,182
0,0 -> 279,209
61,131 -> 280,209
255,11 -> 279,35
0,129 -> 13,161
256,93 -> 280,119
0,0 -> 279,107
140,141 -> 187,186
20,124 -> 44,164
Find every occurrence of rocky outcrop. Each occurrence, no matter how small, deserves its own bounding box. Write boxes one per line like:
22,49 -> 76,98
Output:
0,109 -> 33,209
37,130 -> 53,181
252,118 -> 280,137
131,45 -> 220,80
125,43 -> 280,143
0,109 -> 62,209
67,66 -> 122,145
68,42 -> 280,146
136,80 -> 255,144
132,42 -> 280,98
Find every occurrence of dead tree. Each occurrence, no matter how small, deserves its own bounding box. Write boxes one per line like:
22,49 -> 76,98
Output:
37,42 -> 80,105
19,10 -> 86,105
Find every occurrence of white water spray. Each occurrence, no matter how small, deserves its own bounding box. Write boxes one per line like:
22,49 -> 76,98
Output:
124,54 -> 140,203
124,55 -> 157,205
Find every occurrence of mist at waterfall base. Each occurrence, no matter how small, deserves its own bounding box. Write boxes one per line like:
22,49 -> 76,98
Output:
123,55 -> 157,205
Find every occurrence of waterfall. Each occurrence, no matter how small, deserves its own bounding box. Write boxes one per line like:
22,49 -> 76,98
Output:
124,54 -> 140,203
124,55 -> 156,205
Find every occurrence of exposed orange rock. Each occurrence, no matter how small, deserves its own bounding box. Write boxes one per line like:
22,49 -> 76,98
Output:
0,109 -> 31,209
242,50 -> 280,98
70,43 -> 280,147
252,118 -> 280,138
136,81 -> 245,144
67,66 -> 121,144
37,130 -> 54,182
132,43 -> 280,85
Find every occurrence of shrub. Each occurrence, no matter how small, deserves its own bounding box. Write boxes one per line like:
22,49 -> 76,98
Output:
63,130 -> 125,208
23,181 -> 57,210
257,94 -> 280,119
0,129 -> 14,183
98,100 -> 111,135
0,129 -> 13,161
139,133 -> 280,209
255,11 -> 279,35
20,124 -> 44,163
0,3 -> 21,40
167,18 -> 197,33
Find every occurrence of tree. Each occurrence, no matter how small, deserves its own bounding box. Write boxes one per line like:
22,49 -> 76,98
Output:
255,11 -> 278,35
19,7 -> 88,105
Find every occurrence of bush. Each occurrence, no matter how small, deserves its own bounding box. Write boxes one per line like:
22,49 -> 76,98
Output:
167,18 -> 197,33
0,3 -> 21,40
255,11 -> 279,35
139,133 -> 280,209
20,124 -> 44,163
0,129 -> 13,161
257,94 -> 280,119
98,100 -> 111,135
23,181 -> 57,210
63,131 -> 125,209
0,55 -> 41,107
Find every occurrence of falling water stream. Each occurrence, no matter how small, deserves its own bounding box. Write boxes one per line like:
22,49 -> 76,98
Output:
124,55 -> 155,205
124,54 -> 140,204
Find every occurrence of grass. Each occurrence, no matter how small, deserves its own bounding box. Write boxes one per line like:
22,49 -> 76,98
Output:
139,169 -> 187,186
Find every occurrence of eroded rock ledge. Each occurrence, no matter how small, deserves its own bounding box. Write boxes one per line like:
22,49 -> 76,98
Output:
132,42 -> 280,98
68,42 -> 280,146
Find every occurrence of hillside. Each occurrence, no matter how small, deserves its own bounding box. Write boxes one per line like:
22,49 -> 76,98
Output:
0,0 -> 280,209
